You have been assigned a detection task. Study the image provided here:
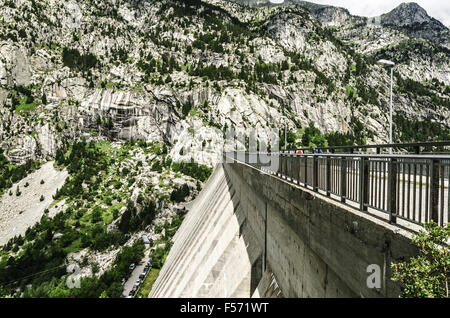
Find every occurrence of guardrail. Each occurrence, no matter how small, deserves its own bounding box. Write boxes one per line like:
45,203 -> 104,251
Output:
225,151 -> 450,228
284,140 -> 450,154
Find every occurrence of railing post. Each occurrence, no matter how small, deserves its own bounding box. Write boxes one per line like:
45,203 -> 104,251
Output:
278,153 -> 283,177
429,159 -> 440,223
326,156 -> 331,196
304,156 -> 308,188
313,155 -> 318,192
360,157 -> 369,212
340,157 -> 347,203
387,158 -> 397,224
287,154 -> 292,182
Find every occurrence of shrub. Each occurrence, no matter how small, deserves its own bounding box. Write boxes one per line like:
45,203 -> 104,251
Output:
170,184 -> 190,203
62,47 -> 98,72
91,206 -> 103,223
391,222 -> 449,298
302,122 -> 328,148
171,161 -> 212,182
151,161 -> 162,173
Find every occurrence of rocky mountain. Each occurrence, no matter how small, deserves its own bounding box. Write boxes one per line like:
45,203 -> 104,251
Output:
230,1 -> 450,47
0,0 -> 448,168
380,2 -> 450,46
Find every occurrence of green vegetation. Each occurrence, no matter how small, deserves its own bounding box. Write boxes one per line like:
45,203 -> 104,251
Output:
136,214 -> 185,297
0,141 -> 120,297
0,149 -> 40,196
280,118 -> 373,150
190,62 -> 235,82
326,117 -> 374,147
394,73 -> 450,109
54,140 -> 109,199
19,240 -> 145,298
301,122 -> 328,148
171,160 -> 212,182
14,96 -> 37,113
393,115 -> 450,144
170,184 -> 190,203
151,214 -> 184,270
0,138 -> 201,298
62,47 -> 99,72
6,85 -> 41,113
135,268 -> 160,298
118,200 -> 157,234
375,39 -> 450,66
391,222 -> 449,298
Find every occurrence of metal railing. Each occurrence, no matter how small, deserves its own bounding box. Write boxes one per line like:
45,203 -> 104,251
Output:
225,150 -> 450,228
285,140 -> 450,154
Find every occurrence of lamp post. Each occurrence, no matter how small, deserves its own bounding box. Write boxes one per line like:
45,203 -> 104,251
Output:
377,59 -> 395,154
281,116 -> 287,151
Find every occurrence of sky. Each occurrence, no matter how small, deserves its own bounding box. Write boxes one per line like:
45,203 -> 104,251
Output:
269,0 -> 450,27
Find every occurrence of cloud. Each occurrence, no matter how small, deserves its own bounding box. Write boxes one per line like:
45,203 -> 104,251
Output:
305,0 -> 450,27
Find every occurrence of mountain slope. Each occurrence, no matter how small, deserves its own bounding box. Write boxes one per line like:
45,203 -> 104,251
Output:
0,0 -> 449,298
0,0 -> 448,169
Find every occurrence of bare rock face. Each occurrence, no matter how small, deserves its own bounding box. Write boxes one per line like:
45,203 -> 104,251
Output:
1,45 -> 31,86
4,135 -> 37,164
309,6 -> 352,27
0,61 -> 7,85
382,3 -> 432,27
0,0 -> 448,168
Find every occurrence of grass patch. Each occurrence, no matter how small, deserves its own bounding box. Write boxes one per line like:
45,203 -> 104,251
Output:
15,96 -> 37,114
63,237 -> 83,254
136,268 -> 161,298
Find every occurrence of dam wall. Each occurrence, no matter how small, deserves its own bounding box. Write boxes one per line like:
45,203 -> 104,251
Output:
150,162 -> 418,298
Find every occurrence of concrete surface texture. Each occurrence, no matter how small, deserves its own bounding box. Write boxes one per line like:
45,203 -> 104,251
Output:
150,162 -> 418,298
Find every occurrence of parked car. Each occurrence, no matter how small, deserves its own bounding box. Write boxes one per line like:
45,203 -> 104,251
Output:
128,289 -> 135,297
129,263 -> 135,271
139,273 -> 146,280
121,278 -> 126,286
134,279 -> 141,287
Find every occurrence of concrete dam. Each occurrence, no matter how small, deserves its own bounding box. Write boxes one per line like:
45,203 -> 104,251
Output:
150,159 -> 419,298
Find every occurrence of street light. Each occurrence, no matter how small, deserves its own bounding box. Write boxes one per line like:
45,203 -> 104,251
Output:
281,116 -> 287,151
377,59 -> 396,154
